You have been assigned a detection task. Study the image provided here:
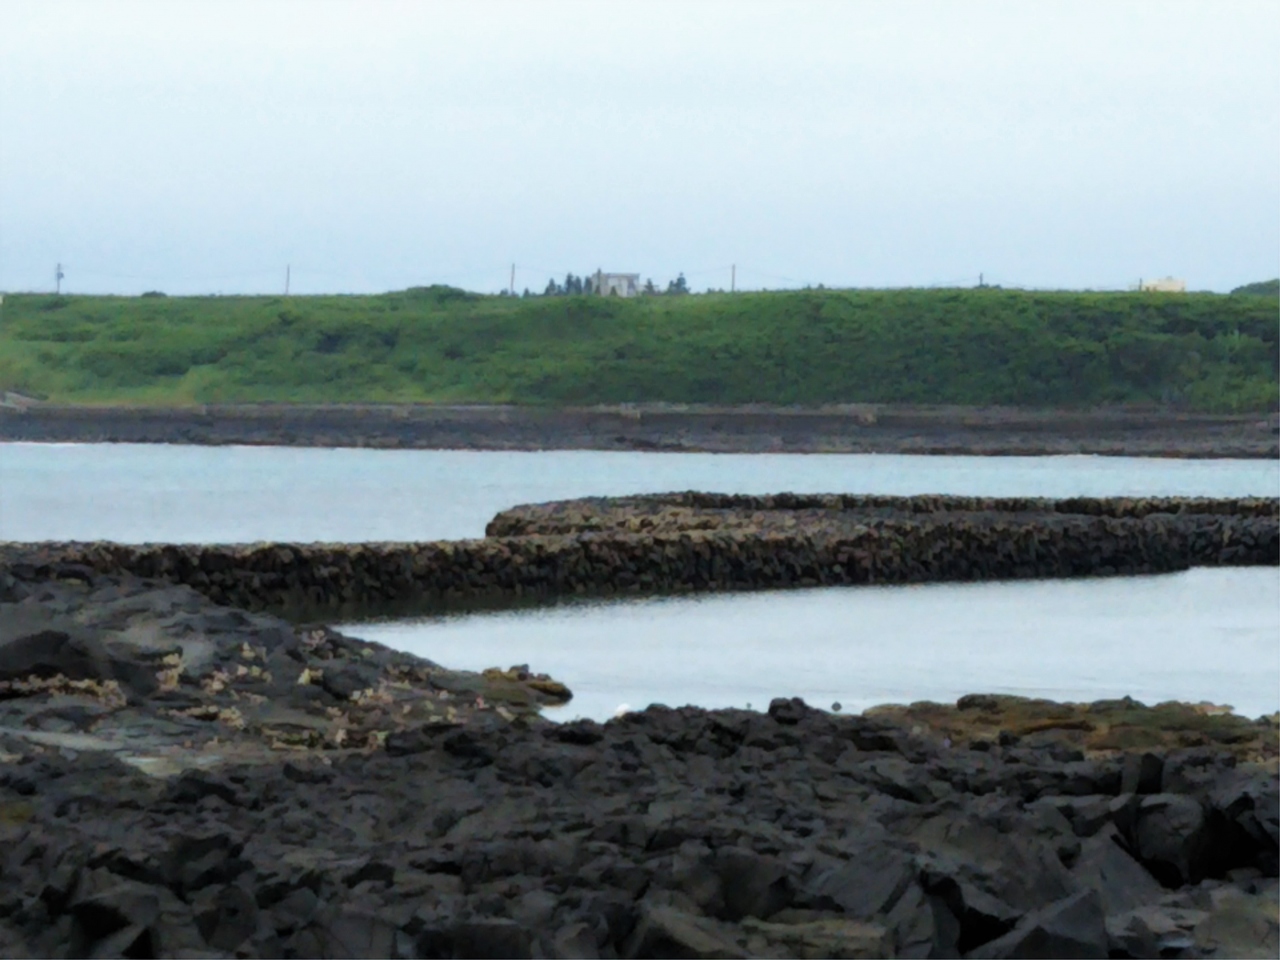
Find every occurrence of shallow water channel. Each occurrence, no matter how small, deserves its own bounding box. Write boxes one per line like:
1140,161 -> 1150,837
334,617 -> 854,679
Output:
5,442 -> 1277,721
343,567 -> 1280,723
3,442 -> 1276,542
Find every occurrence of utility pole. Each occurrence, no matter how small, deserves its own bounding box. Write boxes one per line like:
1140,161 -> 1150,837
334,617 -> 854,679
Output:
731,264 -> 736,293
285,265 -> 291,296
509,264 -> 515,296
55,263 -> 64,295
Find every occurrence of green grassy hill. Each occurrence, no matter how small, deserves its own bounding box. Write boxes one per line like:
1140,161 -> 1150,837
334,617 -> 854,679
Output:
1230,278 -> 1280,298
0,286 -> 1275,411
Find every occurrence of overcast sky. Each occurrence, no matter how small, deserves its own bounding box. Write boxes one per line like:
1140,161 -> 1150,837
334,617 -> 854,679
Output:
0,0 -> 1276,295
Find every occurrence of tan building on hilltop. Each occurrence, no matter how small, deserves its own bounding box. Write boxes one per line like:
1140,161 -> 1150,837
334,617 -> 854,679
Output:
592,271 -> 641,297
1135,277 -> 1187,292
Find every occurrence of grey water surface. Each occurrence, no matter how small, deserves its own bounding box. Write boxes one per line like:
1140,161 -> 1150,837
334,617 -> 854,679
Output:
343,568 -> 1280,722
4,442 -> 1276,720
2,442 -> 1276,543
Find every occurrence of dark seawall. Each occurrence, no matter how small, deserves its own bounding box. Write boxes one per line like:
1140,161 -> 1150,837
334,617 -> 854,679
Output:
2,403 -> 1277,457
4,496 -> 1276,618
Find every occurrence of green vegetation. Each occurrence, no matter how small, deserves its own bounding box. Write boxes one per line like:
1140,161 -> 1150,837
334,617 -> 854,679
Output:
1230,278 -> 1279,298
0,286 -> 1275,411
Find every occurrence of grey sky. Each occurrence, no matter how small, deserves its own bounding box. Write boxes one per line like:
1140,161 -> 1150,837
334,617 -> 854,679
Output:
1,0 -> 1276,295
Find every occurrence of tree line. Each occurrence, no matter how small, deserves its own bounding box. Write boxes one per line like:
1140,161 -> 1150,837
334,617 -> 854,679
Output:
515,272 -> 691,297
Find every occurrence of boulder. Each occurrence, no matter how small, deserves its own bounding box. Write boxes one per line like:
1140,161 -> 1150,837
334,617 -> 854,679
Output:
767,697 -> 811,726
1070,827 -> 1164,916
0,627 -> 112,685
1120,751 -> 1164,795
800,843 -> 914,919
1209,768 -> 1280,876
319,662 -> 381,701
714,846 -> 792,921
1131,794 -> 1211,886
193,883 -> 259,952
884,882 -> 960,959
967,889 -> 1108,959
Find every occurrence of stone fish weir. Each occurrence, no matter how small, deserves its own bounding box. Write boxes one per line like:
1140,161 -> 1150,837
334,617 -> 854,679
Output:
0,493 -> 1276,958
3,494 -> 1276,617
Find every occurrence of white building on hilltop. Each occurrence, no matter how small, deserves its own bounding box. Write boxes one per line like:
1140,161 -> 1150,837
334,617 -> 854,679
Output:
1134,277 -> 1187,293
592,271 -> 641,297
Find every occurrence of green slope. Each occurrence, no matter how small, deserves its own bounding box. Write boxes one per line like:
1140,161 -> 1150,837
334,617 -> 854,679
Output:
1230,279 -> 1280,298
0,286 -> 1275,411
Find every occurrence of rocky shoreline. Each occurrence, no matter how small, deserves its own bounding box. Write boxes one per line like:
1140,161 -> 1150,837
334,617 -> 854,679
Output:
2,402 -> 1277,458
1,495 -> 1277,957
1,568 -> 1276,958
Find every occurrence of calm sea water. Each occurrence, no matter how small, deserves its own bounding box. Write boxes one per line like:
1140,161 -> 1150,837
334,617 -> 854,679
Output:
4,442 -> 1277,719
2,442 -> 1276,543
344,568 -> 1280,721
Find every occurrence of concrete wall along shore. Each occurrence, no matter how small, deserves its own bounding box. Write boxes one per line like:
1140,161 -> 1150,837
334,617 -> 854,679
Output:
3,495 -> 1277,617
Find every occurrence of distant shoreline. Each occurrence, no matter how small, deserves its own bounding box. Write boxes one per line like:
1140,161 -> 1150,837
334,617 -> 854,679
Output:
1,402 -> 1277,458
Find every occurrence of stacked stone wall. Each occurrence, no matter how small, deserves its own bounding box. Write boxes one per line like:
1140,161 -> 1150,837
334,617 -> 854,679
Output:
4,496 -> 1276,615
487,494 -> 1279,536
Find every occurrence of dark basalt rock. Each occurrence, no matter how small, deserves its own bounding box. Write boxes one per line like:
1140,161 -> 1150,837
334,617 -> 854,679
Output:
967,889 -> 1109,959
319,661 -> 382,701
0,495 -> 1276,958
1,688 -> 1275,958
383,722 -> 462,757
767,696 -> 810,725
